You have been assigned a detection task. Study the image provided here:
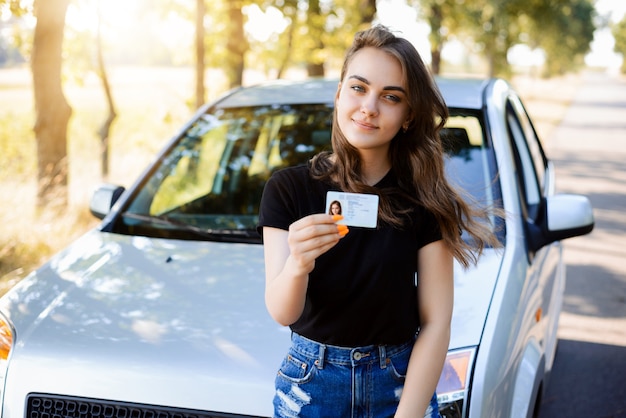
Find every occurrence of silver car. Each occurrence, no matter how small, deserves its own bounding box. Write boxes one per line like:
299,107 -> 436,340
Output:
0,78 -> 593,418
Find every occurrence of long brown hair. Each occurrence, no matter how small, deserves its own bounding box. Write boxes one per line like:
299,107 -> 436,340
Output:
310,25 -> 500,268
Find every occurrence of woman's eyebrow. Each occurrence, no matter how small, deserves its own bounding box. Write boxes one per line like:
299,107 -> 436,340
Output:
348,74 -> 406,94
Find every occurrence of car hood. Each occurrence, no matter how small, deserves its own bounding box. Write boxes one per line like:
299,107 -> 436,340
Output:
0,230 -> 501,416
449,249 -> 502,349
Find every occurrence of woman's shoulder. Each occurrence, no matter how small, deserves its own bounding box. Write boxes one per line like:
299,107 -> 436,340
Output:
270,163 -> 312,186
274,162 -> 310,176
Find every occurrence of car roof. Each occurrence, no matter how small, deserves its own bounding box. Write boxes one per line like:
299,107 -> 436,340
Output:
436,77 -> 492,110
215,79 -> 337,108
214,77 -> 493,111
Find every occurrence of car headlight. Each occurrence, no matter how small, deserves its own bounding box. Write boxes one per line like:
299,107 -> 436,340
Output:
0,312 -> 14,410
436,348 -> 476,418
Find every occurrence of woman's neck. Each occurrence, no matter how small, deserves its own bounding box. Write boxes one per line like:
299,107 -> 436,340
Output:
328,151 -> 390,186
360,153 -> 391,186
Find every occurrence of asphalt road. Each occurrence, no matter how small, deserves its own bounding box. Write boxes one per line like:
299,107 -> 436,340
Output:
537,72 -> 626,418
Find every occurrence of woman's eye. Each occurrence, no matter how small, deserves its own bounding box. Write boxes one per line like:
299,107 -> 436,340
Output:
351,85 -> 366,93
384,94 -> 401,103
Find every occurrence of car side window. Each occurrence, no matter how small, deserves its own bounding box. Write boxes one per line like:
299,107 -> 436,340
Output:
443,111 -> 504,242
506,97 -> 545,220
510,97 -> 547,189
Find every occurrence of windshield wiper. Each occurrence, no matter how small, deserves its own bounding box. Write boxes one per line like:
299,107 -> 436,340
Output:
120,212 -> 259,242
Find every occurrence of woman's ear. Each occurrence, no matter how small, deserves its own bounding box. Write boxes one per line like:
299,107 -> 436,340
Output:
335,82 -> 342,102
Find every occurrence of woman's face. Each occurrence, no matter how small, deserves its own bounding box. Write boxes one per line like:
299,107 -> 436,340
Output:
335,47 -> 411,158
330,202 -> 341,215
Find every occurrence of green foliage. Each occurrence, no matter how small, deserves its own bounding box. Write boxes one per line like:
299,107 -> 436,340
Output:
407,0 -> 596,77
248,0 -> 376,78
0,113 -> 36,180
244,0 -> 297,78
0,0 -> 32,17
0,192 -> 98,281
0,234 -> 52,281
524,0 -> 596,76
0,0 -> 601,81
613,17 -> 626,73
408,0 -> 481,74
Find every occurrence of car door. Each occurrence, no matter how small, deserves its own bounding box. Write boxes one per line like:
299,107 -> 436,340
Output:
505,94 -> 563,418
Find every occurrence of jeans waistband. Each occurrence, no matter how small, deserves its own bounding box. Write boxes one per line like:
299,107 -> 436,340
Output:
290,333 -> 415,370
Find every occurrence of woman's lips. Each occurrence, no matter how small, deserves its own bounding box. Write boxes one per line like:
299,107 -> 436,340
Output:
353,118 -> 378,130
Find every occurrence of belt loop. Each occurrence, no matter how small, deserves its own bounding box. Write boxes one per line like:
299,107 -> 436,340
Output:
316,343 -> 326,370
379,345 -> 387,369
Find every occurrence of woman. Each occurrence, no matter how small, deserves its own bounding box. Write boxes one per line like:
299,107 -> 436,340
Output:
328,200 -> 342,215
258,25 -> 498,417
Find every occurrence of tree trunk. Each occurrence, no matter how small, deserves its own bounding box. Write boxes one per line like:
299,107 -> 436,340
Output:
31,0 -> 72,209
306,0 -> 325,77
431,48 -> 441,75
428,3 -> 443,75
226,1 -> 247,88
276,12 -> 296,79
195,0 -> 205,108
96,0 -> 116,180
359,0 -> 377,25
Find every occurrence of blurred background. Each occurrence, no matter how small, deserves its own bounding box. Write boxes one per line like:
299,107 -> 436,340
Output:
0,0 -> 625,287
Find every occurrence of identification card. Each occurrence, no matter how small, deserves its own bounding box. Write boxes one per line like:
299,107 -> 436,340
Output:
326,191 -> 379,228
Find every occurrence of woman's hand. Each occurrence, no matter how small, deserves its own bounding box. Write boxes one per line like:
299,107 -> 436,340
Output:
263,214 -> 348,325
286,214 -> 348,276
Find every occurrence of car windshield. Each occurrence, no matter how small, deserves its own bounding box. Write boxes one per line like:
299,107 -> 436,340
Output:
114,104 -> 501,243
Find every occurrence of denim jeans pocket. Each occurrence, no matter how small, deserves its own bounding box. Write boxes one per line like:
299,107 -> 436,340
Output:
277,350 -> 317,384
386,346 -> 412,383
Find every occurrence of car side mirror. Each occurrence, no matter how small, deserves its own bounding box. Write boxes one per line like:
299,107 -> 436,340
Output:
528,194 -> 594,252
90,184 -> 125,220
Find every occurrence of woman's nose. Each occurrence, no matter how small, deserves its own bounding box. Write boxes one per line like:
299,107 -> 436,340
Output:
360,94 -> 379,116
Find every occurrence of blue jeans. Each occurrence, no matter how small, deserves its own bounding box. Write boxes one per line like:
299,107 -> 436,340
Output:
273,333 -> 440,418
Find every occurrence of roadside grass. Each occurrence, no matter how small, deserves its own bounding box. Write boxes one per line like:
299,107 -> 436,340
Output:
0,66 -> 195,286
0,179 -> 98,295
0,66 -> 583,291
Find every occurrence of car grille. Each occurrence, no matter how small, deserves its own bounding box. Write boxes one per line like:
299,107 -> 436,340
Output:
26,394 -> 263,418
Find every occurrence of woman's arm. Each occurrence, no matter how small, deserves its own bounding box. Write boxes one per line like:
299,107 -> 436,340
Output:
263,214 -> 348,326
395,239 -> 454,417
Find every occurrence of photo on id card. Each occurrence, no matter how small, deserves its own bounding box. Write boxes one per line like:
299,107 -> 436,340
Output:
326,191 -> 379,228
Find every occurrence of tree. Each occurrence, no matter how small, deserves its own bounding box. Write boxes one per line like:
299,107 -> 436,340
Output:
613,17 -> 626,73
56,0 -> 117,180
525,0 -> 595,76
407,0 -> 515,76
0,1 -> 28,65
409,0 -> 595,78
195,0 -> 205,107
478,0 -> 518,77
358,0 -> 377,25
426,0 -> 444,75
250,0 -> 377,79
299,0 -> 379,77
408,0 -> 478,75
94,0 -> 116,180
305,0 -> 325,76
225,0 -> 248,87
0,0 -> 27,16
31,0 -> 72,209
274,0 -> 298,79
329,0 -> 379,53
195,0 -> 249,89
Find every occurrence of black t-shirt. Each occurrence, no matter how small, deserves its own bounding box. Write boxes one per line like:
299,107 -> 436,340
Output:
258,164 -> 442,346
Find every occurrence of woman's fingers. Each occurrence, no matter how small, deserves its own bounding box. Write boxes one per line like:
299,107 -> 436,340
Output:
291,213 -> 343,230
289,214 -> 348,247
287,214 -> 349,271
